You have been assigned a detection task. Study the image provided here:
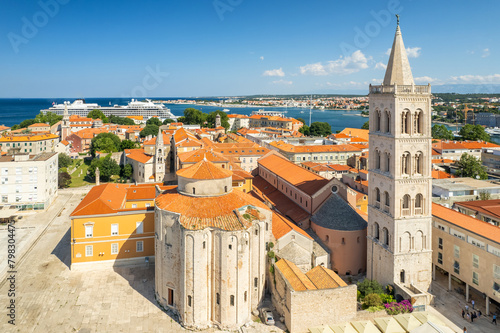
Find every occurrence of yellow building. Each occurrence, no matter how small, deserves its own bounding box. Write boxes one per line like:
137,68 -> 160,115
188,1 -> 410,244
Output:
70,183 -> 171,269
0,133 -> 59,154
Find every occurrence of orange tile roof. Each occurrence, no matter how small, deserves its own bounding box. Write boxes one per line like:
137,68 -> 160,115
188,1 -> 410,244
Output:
432,158 -> 454,164
0,133 -> 58,142
272,211 -> 312,240
60,140 -> 69,145
178,149 -> 229,164
0,125 -> 11,131
28,123 -> 50,128
155,187 -> 270,231
432,170 -> 454,179
227,114 -> 249,119
176,159 -> 233,180
275,259 -> 317,291
432,203 -> 500,243
126,149 -> 153,164
143,131 -> 172,146
258,154 -> 330,196
71,184 -> 129,216
340,128 -> 369,141
453,199 -> 500,220
306,265 -> 347,289
269,141 -> 362,154
461,141 -> 500,149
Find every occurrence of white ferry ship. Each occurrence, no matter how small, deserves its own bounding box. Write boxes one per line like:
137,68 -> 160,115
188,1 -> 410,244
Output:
42,99 -> 177,120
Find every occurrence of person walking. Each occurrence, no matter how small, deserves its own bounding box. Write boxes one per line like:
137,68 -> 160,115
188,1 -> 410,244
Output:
471,299 -> 475,309
462,309 -> 465,319
463,327 -> 467,333
471,312 -> 474,323
466,313 -> 470,322
493,313 -> 497,325
465,304 -> 469,312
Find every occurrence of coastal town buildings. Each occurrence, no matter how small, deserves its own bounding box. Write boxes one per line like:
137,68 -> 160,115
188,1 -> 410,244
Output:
0,152 -> 58,210
0,133 -> 59,154
453,199 -> 500,226
367,23 -> 433,298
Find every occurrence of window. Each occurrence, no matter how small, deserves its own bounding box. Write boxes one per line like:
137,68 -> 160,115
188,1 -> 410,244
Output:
254,277 -> 258,288
111,224 -> 118,236
357,236 -> 360,243
192,187 -> 195,195
472,272 -> 479,285
374,222 -> 379,240
494,282 -> 500,292
1,195 -> 7,203
145,203 -> 151,207
400,270 -> 405,284
383,228 -> 389,246
341,238 -> 345,244
472,254 -> 479,268
438,252 -> 443,265
225,186 -> 228,192
438,237 -> 443,250
325,235 -> 330,243
131,204 -> 137,208
85,225 -> 93,238
136,241 -> 144,252
228,244 -> 232,250
188,295 -> 192,307
384,192 -> 390,207
203,241 -> 206,249
494,264 -> 500,279
454,245 -> 460,259
454,260 -> 460,274
136,221 -> 143,234
244,291 -> 247,302
111,243 -> 118,255
415,194 -> 423,214
230,295 -> 235,306
85,245 -> 93,257
168,289 -> 174,306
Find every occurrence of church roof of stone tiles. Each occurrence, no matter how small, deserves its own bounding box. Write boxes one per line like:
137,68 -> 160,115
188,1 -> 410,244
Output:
310,194 -> 368,231
383,25 -> 414,86
125,149 -> 153,164
306,265 -> 347,289
339,128 -> 369,141
258,154 -> 330,196
176,159 -> 233,180
272,211 -> 312,240
178,149 -> 229,164
432,203 -> 500,244
155,187 -> 270,231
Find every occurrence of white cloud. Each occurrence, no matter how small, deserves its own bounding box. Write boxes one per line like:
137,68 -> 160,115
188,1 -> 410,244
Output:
263,68 -> 284,77
272,79 -> 293,85
482,48 -> 490,58
386,47 -> 421,58
414,76 -> 437,83
300,50 -> 370,76
375,62 -> 387,70
260,56 -> 264,61
450,74 -> 500,84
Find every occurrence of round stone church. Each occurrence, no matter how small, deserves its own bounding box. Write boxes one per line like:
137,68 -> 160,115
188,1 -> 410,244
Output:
154,159 -> 272,330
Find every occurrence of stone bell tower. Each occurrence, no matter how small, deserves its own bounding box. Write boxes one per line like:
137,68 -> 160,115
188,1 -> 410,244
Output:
154,127 -> 165,183
367,20 -> 432,293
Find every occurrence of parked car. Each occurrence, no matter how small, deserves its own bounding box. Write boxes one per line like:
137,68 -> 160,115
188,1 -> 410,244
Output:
260,307 -> 275,325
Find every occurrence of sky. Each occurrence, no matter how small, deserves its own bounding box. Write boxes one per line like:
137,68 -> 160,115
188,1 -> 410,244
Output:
1,0 -> 499,98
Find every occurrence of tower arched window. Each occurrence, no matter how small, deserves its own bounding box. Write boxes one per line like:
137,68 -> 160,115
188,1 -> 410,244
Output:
385,152 -> 390,172
414,152 -> 423,175
374,222 -> 379,240
401,111 -> 408,134
414,110 -> 423,134
375,110 -> 381,132
385,110 -> 391,133
375,188 -> 380,208
383,228 -> 389,246
401,152 -> 411,175
415,193 -> 423,215
402,194 -> 410,216
384,191 -> 390,207
375,150 -> 381,170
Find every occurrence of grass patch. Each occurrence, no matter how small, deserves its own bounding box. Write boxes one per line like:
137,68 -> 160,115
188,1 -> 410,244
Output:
69,160 -> 93,187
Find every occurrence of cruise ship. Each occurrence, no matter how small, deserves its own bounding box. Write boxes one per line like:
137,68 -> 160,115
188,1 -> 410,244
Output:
41,99 -> 177,120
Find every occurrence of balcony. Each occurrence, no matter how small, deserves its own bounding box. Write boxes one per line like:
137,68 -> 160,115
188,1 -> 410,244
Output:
369,84 -> 431,95
401,208 -> 410,217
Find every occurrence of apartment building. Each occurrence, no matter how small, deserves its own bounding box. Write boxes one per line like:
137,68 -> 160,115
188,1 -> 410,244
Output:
0,133 -> 59,154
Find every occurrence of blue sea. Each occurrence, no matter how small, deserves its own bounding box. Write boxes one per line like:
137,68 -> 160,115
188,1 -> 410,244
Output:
0,98 -> 367,133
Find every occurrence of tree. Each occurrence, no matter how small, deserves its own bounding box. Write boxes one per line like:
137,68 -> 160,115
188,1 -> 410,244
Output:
58,172 -> 71,188
58,153 -> 72,169
309,122 -> 332,136
182,108 -> 207,125
18,118 -> 36,128
109,114 -> 135,125
361,121 -> 369,130
163,118 -> 175,125
299,124 -> 310,136
431,124 -> 454,140
146,117 -> 162,126
140,124 -> 159,138
90,132 -> 121,156
363,293 -> 383,308
455,153 -> 488,179
34,111 -> 62,126
206,110 -> 230,130
357,279 -> 384,297
87,109 -> 109,123
122,164 -> 133,178
296,118 -> 306,125
458,124 -> 490,142
88,155 -> 120,181
120,140 -> 139,150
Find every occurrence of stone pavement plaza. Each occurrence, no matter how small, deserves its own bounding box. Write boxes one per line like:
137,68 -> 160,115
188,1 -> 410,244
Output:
0,188 -> 285,333
0,188 -> 497,333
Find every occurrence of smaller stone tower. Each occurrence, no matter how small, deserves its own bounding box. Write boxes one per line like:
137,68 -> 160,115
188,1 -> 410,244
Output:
61,101 -> 71,141
154,127 -> 165,183
215,114 -> 221,128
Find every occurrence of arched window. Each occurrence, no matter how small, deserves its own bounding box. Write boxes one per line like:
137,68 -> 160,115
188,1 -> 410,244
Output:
325,235 -> 330,243
192,187 -> 196,195
375,110 -> 381,132
401,111 -> 408,134
375,188 -> 380,208
401,152 -> 411,175
385,152 -> 390,172
383,227 -> 389,246
376,150 -> 381,170
224,186 -> 228,192
384,191 -> 390,207
385,110 -> 391,133
415,194 -> 423,214
414,110 -> 423,134
374,222 -> 379,240
402,194 -> 410,216
414,152 -> 423,175
400,270 -> 405,284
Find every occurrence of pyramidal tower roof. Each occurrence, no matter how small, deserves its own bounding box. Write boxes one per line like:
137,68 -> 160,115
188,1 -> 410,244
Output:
383,24 -> 414,86
156,127 -> 164,146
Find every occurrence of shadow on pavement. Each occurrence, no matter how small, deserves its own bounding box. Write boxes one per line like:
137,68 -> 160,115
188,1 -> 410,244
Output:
51,226 -> 71,269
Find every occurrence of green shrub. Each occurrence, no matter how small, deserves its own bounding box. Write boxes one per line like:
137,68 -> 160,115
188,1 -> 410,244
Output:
357,290 -> 362,301
357,279 -> 384,297
363,293 -> 383,308
367,305 -> 385,312
380,293 -> 395,304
